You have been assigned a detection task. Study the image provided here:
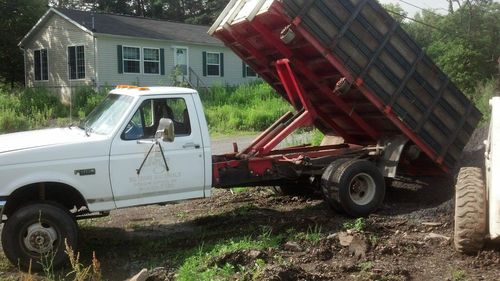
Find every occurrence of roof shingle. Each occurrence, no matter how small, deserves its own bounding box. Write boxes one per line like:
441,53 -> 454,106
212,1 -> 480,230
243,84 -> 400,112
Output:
55,8 -> 222,46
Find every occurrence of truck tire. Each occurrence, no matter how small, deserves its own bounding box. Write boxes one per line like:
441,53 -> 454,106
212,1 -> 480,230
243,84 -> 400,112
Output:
321,158 -> 350,213
454,167 -> 487,254
1,202 -> 78,271
321,159 -> 385,217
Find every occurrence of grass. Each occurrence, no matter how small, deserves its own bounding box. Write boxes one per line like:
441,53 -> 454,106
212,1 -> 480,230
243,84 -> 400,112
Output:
343,218 -> 367,232
450,268 -> 468,281
175,228 -> 284,281
288,225 -> 323,244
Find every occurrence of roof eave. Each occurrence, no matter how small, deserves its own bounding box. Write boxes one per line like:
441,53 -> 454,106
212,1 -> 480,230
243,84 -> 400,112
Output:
93,32 -> 224,47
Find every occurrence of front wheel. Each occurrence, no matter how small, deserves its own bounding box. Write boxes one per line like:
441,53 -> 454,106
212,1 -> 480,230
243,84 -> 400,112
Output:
321,159 -> 385,217
1,203 -> 78,271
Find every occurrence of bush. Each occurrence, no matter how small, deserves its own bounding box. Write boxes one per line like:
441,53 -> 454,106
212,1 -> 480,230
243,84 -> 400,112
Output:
474,78 -> 499,123
19,87 -> 66,117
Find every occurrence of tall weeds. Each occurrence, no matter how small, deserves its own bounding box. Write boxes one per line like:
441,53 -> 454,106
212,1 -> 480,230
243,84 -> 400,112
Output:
0,87 -> 105,134
201,82 -> 292,133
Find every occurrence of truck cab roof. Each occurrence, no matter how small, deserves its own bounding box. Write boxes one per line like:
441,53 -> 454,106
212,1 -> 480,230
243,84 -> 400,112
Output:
110,85 -> 198,97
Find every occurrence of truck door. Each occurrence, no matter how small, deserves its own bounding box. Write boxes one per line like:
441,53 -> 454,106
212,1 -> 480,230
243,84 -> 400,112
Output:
109,95 -> 205,208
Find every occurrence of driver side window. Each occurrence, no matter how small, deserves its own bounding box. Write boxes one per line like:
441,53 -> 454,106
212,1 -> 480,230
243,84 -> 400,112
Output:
121,98 -> 191,140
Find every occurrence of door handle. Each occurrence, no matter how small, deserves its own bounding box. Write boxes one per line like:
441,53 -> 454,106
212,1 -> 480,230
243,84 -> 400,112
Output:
183,142 -> 200,149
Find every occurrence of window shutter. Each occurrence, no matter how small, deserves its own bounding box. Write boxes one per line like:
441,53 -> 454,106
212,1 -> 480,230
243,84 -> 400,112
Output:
220,52 -> 224,77
202,51 -> 207,76
242,61 -> 246,78
117,45 -> 123,74
160,48 -> 165,75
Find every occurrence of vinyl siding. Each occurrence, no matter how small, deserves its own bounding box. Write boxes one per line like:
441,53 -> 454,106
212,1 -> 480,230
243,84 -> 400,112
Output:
23,13 -> 96,99
96,35 -> 259,88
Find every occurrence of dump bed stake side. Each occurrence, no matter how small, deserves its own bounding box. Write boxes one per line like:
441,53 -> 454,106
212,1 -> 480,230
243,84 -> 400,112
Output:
272,1 -> 449,173
247,16 -> 379,140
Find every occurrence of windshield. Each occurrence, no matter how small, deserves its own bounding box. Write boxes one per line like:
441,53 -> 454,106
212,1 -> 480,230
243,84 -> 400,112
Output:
81,94 -> 134,135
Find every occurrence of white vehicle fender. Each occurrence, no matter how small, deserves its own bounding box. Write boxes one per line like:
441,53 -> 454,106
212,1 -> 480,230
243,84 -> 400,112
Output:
4,171 -> 88,202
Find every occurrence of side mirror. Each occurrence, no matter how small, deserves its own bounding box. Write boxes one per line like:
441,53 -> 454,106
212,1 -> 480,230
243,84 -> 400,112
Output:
156,118 -> 175,142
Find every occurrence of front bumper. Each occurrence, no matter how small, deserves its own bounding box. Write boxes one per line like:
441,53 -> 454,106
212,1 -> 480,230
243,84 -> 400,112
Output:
0,200 -> 5,223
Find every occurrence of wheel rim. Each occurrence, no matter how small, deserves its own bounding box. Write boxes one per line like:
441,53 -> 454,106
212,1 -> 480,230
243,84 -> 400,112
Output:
348,173 -> 376,206
23,222 -> 58,254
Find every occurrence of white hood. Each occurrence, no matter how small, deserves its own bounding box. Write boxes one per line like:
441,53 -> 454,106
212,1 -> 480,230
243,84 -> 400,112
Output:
0,127 -> 87,154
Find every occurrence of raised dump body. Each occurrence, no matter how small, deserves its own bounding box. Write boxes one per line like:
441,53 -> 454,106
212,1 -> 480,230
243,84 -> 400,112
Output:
209,0 -> 481,172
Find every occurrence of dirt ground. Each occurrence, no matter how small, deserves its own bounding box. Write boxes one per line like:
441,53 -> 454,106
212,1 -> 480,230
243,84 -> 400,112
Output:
74,177 -> 499,281
1,129 -> 499,280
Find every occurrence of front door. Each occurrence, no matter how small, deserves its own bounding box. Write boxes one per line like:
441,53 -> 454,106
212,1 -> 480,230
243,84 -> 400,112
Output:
109,94 -> 205,208
174,47 -> 188,82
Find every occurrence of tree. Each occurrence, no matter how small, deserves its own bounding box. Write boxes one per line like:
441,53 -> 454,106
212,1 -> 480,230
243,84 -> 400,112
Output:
380,2 -> 407,23
402,1 -> 499,96
0,0 -> 48,87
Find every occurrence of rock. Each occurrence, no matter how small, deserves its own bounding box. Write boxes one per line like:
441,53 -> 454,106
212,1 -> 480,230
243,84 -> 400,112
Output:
283,241 -> 303,252
327,233 -> 338,240
349,236 -> 368,260
248,249 -> 264,259
338,232 -> 354,246
424,232 -> 451,243
127,268 -> 148,281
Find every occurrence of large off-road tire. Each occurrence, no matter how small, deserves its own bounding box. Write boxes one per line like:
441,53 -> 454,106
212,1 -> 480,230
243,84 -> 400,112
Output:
1,203 -> 78,271
454,167 -> 487,254
321,159 -> 385,217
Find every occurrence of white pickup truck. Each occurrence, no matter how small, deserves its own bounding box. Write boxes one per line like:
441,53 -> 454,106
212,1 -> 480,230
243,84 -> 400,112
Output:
0,86 -> 214,270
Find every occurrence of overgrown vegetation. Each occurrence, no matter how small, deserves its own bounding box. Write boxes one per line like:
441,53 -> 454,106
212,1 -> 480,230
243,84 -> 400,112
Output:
0,86 -> 106,134
14,241 -> 102,281
0,82 -> 292,135
200,82 -> 292,134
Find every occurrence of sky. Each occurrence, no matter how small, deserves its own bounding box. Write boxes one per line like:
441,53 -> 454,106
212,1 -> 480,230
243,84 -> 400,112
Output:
379,0 -> 452,16
379,0 -> 500,16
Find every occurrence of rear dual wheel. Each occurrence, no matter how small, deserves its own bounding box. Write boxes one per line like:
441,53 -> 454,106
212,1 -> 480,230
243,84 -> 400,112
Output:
321,159 -> 385,217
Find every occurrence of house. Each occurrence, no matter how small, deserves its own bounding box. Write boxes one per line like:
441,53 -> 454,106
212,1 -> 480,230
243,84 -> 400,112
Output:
18,8 -> 259,99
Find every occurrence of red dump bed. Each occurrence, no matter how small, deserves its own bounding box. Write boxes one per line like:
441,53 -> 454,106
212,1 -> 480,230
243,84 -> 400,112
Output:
209,0 -> 481,172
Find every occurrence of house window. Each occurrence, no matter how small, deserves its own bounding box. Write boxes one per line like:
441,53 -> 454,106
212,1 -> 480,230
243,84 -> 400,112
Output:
34,49 -> 48,81
206,52 -> 220,76
245,64 -> 257,77
68,45 -> 85,79
143,48 -> 160,74
123,46 -> 141,73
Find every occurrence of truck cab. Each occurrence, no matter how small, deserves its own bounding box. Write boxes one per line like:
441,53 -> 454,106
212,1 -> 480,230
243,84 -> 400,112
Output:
0,86 -> 212,270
